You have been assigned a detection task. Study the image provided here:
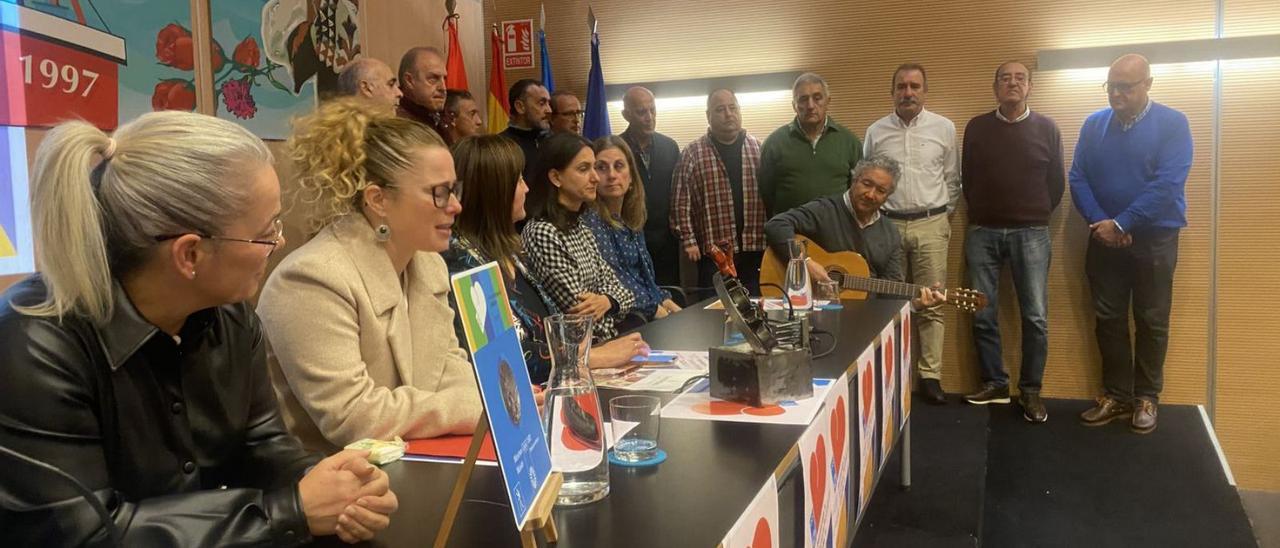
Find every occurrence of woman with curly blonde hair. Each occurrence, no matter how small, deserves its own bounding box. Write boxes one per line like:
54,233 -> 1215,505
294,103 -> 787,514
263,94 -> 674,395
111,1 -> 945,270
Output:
257,97 -> 481,453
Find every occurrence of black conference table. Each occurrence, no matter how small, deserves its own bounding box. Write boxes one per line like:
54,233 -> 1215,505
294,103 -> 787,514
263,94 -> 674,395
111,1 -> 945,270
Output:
317,299 -> 909,548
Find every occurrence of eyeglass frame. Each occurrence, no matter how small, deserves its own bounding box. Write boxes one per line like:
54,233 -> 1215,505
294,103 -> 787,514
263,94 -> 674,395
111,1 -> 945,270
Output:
370,179 -> 464,209
153,218 -> 284,254
553,110 -> 585,120
1103,78 -> 1150,94
427,180 -> 464,208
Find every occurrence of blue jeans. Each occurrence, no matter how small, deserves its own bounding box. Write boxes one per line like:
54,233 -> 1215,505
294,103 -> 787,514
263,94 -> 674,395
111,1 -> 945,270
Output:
965,225 -> 1050,393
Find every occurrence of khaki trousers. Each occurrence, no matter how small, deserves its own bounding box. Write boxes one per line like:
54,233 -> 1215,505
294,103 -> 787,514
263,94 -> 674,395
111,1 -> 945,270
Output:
889,213 -> 949,380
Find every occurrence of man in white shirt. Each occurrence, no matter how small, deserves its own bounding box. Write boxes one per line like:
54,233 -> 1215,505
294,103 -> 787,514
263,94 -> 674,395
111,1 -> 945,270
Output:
864,62 -> 960,405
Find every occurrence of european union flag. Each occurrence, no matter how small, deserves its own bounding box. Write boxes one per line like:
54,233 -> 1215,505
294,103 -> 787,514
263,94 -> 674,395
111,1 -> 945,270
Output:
538,29 -> 555,93
583,31 -> 611,140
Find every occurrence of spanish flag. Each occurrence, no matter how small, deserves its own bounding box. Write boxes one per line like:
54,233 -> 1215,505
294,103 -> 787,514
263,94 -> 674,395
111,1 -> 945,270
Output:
443,13 -> 469,91
486,24 -> 510,134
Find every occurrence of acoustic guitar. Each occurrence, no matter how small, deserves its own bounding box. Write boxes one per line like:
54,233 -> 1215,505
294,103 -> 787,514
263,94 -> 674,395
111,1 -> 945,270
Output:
759,236 -> 988,313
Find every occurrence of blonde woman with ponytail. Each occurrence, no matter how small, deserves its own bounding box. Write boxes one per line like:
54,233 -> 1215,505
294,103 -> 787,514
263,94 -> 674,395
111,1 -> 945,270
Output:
0,112 -> 397,545
257,97 -> 481,453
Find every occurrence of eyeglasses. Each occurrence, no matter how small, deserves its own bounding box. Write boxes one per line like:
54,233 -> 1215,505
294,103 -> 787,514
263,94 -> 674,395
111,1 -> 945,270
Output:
431,181 -> 463,208
154,218 -> 284,255
1104,79 -> 1147,94
555,110 -> 585,120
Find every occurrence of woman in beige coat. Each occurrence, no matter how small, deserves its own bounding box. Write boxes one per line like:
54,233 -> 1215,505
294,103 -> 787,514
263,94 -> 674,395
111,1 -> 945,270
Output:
257,98 -> 481,452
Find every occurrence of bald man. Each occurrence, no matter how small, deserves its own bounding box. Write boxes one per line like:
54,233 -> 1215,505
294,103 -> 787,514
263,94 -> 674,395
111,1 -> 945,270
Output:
621,86 -> 682,287
335,58 -> 402,106
396,47 -> 448,136
1071,54 -> 1192,434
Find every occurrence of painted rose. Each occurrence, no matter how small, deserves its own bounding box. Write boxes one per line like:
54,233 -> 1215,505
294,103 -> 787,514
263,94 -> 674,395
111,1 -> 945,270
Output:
155,23 -> 192,69
155,23 -> 226,73
233,37 -> 260,68
152,80 -> 197,112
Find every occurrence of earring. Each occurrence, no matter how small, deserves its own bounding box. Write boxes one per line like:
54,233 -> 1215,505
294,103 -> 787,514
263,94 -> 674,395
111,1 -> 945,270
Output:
191,270 -> 197,279
375,224 -> 391,242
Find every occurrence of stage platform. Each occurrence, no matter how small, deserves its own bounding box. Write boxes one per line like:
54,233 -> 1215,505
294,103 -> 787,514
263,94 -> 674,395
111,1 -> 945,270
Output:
853,396 -> 1258,548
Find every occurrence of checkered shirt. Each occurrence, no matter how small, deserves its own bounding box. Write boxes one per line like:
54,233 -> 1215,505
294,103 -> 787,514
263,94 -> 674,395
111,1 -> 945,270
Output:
522,216 -> 636,339
671,131 -> 767,254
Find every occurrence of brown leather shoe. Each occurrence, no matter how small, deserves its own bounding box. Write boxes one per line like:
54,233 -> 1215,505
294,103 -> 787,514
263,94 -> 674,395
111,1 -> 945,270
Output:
1131,399 -> 1158,434
1079,396 -> 1131,426
1019,393 -> 1048,423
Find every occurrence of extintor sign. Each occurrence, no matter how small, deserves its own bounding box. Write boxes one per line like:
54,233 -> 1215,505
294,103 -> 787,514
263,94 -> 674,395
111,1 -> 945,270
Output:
500,19 -> 533,70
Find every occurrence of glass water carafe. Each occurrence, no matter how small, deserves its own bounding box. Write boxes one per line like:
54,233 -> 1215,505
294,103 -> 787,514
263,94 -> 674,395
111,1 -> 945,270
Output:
541,314 -> 610,505
784,239 -> 813,312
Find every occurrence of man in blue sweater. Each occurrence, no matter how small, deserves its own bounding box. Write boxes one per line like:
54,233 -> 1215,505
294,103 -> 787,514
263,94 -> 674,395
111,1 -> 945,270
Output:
1070,54 -> 1193,434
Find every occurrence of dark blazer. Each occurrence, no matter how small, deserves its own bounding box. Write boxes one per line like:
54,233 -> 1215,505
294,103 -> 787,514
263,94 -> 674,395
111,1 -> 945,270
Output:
622,129 -> 682,250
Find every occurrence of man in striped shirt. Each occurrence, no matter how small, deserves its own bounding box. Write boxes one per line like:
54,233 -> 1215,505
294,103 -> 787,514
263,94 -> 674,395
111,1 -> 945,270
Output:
671,89 -> 768,295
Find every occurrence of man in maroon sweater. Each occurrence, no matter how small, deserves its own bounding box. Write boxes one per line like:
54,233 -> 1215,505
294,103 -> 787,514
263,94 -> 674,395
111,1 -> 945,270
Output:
960,61 -> 1064,423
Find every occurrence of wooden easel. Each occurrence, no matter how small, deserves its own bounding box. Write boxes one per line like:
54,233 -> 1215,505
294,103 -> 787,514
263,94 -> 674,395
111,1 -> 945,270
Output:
433,411 -> 563,548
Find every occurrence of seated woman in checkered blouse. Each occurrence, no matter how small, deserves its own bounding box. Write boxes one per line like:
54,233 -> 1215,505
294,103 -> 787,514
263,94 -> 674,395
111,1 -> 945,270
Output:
583,135 -> 682,320
444,134 -> 650,384
522,133 -> 638,340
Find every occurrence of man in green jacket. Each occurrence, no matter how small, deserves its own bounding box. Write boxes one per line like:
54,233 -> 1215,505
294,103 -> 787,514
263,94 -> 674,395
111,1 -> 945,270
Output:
758,72 -> 863,216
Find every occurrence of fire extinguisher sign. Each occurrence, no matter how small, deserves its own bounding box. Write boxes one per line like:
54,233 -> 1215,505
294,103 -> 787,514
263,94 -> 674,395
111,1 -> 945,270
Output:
501,19 -> 533,70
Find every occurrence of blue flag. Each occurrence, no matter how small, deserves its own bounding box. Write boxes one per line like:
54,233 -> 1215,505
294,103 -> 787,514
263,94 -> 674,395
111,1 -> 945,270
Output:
583,31 -> 611,140
538,30 -> 555,93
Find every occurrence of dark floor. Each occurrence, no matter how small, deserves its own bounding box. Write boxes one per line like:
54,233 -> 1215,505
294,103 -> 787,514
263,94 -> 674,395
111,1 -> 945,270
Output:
852,395 -> 1259,548
1242,490 -> 1280,548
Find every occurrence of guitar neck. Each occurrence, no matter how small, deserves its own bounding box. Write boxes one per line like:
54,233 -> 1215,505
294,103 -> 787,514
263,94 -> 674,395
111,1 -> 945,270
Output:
840,275 -> 927,300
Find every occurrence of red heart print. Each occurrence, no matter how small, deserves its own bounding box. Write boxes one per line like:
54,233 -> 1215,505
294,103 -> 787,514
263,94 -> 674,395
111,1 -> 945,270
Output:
809,435 -> 827,522
749,517 -> 771,548
884,335 -> 894,380
830,396 -> 847,468
861,364 -> 874,421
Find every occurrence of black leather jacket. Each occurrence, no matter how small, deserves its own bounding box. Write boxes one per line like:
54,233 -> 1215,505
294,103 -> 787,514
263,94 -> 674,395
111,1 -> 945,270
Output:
0,276 -> 321,546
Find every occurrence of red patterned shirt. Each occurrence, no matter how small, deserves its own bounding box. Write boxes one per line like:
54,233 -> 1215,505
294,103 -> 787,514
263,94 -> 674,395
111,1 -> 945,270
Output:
671,131 -> 767,254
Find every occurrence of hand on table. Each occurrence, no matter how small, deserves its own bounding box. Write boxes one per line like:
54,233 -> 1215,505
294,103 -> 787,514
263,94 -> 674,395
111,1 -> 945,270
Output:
532,384 -> 547,412
299,450 -> 398,543
588,333 -> 649,369
662,299 -> 682,315
335,458 -> 397,543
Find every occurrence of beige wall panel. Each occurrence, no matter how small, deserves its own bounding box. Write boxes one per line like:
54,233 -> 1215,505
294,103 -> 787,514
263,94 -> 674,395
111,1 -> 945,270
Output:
1216,57 -> 1280,491
1224,0 -> 1280,37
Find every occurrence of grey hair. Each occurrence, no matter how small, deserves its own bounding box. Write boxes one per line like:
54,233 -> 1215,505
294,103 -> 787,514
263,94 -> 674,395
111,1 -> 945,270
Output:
17,112 -> 272,324
336,58 -> 378,96
852,155 -> 902,192
792,72 -> 830,99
